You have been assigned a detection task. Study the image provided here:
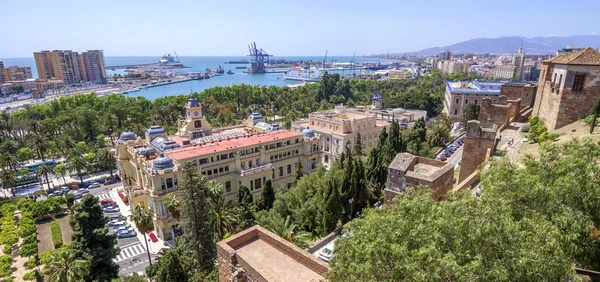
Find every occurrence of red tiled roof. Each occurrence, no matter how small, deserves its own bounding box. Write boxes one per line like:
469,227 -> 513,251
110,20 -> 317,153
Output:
167,130 -> 302,161
545,47 -> 600,65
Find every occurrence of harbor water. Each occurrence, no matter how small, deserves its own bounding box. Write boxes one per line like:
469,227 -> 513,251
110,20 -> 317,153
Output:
1,56 -> 396,101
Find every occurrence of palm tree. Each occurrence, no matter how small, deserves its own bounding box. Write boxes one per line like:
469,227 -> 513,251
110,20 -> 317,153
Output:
258,213 -> 310,248
0,170 -> 16,197
129,204 -> 154,265
207,181 -> 240,239
66,154 -> 88,184
42,248 -> 90,282
96,148 -> 116,177
30,133 -> 50,161
36,165 -> 54,190
163,193 -> 181,222
0,153 -> 20,172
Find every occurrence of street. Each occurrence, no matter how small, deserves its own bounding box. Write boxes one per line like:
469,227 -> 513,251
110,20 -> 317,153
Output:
88,185 -> 156,275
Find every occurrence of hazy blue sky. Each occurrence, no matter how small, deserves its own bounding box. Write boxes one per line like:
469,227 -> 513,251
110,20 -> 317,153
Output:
2,0 -> 598,58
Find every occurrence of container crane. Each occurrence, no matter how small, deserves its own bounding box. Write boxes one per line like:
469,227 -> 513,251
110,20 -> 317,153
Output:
322,50 -> 328,69
174,51 -> 181,63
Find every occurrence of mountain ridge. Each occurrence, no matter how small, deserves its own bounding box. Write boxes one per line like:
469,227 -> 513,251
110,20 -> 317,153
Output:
398,35 -> 600,55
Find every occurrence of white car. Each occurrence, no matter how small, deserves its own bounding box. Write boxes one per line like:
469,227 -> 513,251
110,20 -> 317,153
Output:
88,182 -> 101,188
318,247 -> 334,262
108,220 -> 127,227
103,206 -> 120,213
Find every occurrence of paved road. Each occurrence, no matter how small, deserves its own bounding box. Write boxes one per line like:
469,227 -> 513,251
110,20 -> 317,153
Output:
446,145 -> 464,167
89,186 -> 156,275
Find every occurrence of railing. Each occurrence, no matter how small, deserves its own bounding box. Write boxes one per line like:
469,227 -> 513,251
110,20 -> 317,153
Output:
237,163 -> 273,176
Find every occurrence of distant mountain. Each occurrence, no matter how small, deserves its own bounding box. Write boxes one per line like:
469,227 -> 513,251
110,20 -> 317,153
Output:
408,35 -> 600,55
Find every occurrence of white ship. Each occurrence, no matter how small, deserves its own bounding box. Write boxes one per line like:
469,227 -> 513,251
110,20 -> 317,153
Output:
284,67 -> 323,82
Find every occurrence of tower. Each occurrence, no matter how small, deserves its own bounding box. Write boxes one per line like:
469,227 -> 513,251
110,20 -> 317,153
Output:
512,43 -> 525,80
371,93 -> 383,110
177,95 -> 212,139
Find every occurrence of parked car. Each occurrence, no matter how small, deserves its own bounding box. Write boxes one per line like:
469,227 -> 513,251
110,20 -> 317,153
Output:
115,225 -> 133,234
77,188 -> 89,194
109,220 -> 127,227
100,199 -> 115,205
58,187 -> 70,194
48,192 -> 60,197
69,184 -> 79,190
103,206 -> 120,213
88,182 -> 101,189
318,247 -> 334,262
117,230 -> 137,239
108,214 -> 126,221
104,179 -> 117,185
73,193 -> 83,200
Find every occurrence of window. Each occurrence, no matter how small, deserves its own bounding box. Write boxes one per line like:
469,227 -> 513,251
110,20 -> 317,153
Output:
325,155 -> 329,163
194,120 -> 202,128
279,167 -> 284,177
287,183 -> 292,189
213,169 -> 217,174
225,181 -> 231,193
192,160 -> 197,167
456,98 -> 459,104
207,170 -> 212,176
454,109 -> 458,115
200,158 -> 208,165
287,164 -> 292,174
556,74 -> 563,93
465,99 -> 469,104
166,178 -> 174,189
229,153 -> 234,158
553,73 -> 557,83
161,180 -> 165,190
219,167 -> 223,173
573,75 -> 585,91
255,179 -> 262,189
250,180 -> 254,190
311,158 -> 316,169
474,99 -> 478,105
224,166 -> 229,172
220,154 -> 228,160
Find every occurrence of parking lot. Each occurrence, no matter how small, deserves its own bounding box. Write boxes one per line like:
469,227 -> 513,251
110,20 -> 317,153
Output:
88,186 -> 156,276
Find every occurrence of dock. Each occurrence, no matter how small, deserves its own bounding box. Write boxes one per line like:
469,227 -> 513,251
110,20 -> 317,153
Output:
244,69 -> 287,74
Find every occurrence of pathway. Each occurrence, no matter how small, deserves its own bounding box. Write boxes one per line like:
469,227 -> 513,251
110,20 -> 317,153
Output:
56,215 -> 72,244
36,221 -> 53,254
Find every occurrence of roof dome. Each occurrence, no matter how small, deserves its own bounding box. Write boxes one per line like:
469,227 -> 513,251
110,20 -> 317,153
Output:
187,96 -> 200,107
371,93 -> 383,101
249,112 -> 264,120
153,153 -> 175,170
119,128 -> 137,141
302,127 -> 315,138
146,125 -> 166,135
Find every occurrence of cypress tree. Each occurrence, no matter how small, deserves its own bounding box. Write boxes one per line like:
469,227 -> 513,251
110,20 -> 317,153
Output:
237,185 -> 254,228
258,179 -> 275,211
354,132 -> 363,155
590,97 -> 600,133
70,194 -> 119,281
180,163 -> 215,274
323,178 -> 342,233
294,159 -> 304,183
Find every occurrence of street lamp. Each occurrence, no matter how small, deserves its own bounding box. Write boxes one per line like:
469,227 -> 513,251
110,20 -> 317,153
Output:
348,198 -> 354,220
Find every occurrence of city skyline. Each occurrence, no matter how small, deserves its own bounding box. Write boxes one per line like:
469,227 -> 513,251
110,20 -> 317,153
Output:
2,0 -> 600,58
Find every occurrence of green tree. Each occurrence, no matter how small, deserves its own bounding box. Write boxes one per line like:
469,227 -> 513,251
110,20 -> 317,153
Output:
17,147 -> 34,163
257,212 -> 310,249
293,159 -> 303,183
163,193 -> 181,221
589,97 -> 600,133
353,132 -> 363,155
257,179 -> 275,211
70,194 -> 119,281
426,119 -> 451,147
327,188 -> 575,281
53,164 -> 67,185
30,134 -> 49,161
153,238 -> 193,282
35,165 -> 54,190
11,84 -> 24,93
66,154 -> 88,183
0,170 -> 16,197
129,204 -> 154,266
237,185 -> 254,229
207,181 -> 239,240
97,148 -> 116,177
460,103 -> 480,129
322,178 -> 342,232
180,163 -> 216,274
42,248 -> 90,282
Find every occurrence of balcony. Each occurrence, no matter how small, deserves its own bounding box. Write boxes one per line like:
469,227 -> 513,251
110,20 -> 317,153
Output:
237,163 -> 273,176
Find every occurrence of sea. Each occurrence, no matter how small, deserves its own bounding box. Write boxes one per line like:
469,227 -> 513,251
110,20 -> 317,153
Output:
0,56 -> 397,100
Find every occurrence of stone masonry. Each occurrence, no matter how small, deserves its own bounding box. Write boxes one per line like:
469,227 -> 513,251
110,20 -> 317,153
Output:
533,47 -> 600,130
385,153 -> 455,204
458,121 -> 497,183
500,83 -> 537,110
478,96 -> 521,129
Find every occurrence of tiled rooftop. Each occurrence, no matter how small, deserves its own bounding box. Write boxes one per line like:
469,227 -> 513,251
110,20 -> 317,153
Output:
546,47 -> 600,65
166,130 -> 302,161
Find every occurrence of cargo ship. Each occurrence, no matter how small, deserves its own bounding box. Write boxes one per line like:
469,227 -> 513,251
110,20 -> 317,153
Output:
225,59 -> 249,64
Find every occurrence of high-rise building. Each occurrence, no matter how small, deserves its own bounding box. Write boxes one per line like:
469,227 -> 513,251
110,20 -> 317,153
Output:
78,50 -> 107,83
0,61 -> 5,84
439,50 -> 452,60
34,50 -> 82,84
512,44 -> 525,80
4,66 -> 33,81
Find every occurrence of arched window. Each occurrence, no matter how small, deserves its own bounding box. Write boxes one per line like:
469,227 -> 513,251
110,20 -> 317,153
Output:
194,120 -> 202,128
325,155 -> 329,163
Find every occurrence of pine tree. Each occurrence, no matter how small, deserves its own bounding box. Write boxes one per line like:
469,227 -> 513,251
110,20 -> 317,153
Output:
70,194 -> 119,281
354,132 -> 363,155
258,180 -> 275,211
180,163 -> 216,274
590,97 -> 600,133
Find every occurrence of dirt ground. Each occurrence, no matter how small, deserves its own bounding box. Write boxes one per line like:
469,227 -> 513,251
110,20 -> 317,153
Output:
36,220 -> 54,254
56,215 -> 72,244
11,238 -> 30,282
517,120 -> 600,158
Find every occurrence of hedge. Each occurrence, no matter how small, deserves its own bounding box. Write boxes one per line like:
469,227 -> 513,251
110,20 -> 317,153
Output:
23,271 -> 36,281
50,221 -> 63,249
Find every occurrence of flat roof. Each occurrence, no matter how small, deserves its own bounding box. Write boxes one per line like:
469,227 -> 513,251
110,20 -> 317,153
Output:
167,130 -> 302,161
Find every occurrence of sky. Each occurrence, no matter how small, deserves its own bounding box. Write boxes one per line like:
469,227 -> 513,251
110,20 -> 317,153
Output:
1,0 -> 599,58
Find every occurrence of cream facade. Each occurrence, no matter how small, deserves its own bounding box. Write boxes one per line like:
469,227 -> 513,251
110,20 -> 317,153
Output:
4,66 -> 33,81
115,97 -> 322,241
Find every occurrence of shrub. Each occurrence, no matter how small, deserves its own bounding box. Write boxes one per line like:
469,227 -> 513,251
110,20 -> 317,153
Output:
18,243 -> 37,258
1,278 -> 13,282
1,245 -> 9,256
23,234 -> 36,245
50,221 -> 63,249
520,124 -> 530,132
0,256 -> 12,265
0,262 -> 11,278
22,272 -> 36,281
25,257 -> 38,269
39,251 -> 55,265
123,195 -> 129,203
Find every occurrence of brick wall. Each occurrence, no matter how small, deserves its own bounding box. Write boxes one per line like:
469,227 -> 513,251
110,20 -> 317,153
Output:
478,97 -> 511,129
458,121 -> 497,183
500,83 -> 537,110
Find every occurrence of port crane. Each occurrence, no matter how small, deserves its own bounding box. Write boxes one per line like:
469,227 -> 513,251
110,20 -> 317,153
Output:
322,50 -> 328,69
174,51 -> 181,63
247,42 -> 272,73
